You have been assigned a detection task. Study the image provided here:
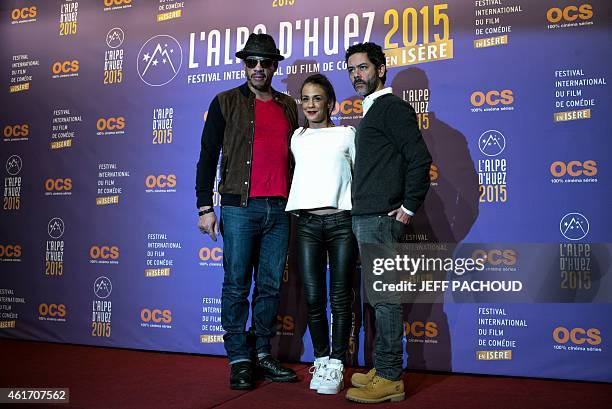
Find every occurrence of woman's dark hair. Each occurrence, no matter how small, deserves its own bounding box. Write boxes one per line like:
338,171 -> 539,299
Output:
299,73 -> 336,133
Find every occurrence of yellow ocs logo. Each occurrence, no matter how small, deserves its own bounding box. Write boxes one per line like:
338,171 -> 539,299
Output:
11,6 -> 37,20
404,321 -> 438,338
0,244 -> 21,258
89,245 -> 120,260
277,315 -> 295,332
4,124 -> 29,138
429,164 -> 439,182
550,160 -> 597,177
141,308 -> 172,323
44,178 -> 72,192
38,303 -> 66,318
104,0 -> 132,6
199,247 -> 223,262
546,4 -> 593,23
553,326 -> 601,345
470,90 -> 514,107
471,249 -> 517,266
332,99 -> 363,116
96,117 -> 125,131
51,60 -> 79,74
145,174 -> 176,189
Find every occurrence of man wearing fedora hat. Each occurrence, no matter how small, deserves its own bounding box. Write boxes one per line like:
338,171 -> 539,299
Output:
196,33 -> 299,390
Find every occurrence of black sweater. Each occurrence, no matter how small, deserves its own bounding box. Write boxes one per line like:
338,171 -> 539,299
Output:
351,93 -> 432,216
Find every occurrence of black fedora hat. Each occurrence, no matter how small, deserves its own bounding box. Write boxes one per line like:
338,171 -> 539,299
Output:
236,33 -> 284,61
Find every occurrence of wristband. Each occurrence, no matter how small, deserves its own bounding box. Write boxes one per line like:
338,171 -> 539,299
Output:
198,208 -> 215,216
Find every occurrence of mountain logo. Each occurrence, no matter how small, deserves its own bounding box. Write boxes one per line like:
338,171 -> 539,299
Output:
6,155 -> 22,176
560,213 -> 590,241
478,130 -> 506,157
559,213 -> 589,240
137,34 -> 182,86
48,217 -> 65,239
94,276 -> 112,299
106,27 -> 124,48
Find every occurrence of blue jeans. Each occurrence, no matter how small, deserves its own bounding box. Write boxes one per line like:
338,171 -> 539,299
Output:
352,215 -> 406,381
220,198 -> 289,364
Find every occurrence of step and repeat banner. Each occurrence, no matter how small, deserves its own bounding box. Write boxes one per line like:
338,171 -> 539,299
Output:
1,0 -> 611,382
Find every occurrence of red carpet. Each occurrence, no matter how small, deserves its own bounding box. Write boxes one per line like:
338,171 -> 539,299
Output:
0,339 -> 609,409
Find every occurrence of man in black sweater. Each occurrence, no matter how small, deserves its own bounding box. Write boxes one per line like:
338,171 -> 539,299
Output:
345,43 -> 432,404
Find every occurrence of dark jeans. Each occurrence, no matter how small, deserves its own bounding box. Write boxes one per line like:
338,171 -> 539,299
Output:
220,198 -> 289,364
352,214 -> 406,381
295,210 -> 354,363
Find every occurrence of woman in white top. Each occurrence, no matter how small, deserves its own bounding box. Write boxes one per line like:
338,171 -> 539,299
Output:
286,74 -> 355,395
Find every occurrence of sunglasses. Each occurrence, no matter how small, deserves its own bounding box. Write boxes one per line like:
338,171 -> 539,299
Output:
245,58 -> 274,69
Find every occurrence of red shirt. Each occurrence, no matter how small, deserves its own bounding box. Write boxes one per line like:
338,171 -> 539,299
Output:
249,98 -> 290,198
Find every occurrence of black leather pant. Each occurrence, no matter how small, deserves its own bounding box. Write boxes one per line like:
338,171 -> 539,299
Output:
295,210 -> 355,362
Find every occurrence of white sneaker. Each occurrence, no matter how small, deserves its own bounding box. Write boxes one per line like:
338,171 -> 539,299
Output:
309,356 -> 329,390
317,358 -> 344,394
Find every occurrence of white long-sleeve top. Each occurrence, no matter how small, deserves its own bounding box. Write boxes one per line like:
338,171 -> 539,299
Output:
285,126 -> 356,211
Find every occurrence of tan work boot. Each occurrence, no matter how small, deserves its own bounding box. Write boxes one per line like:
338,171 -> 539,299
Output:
350,368 -> 376,387
345,375 -> 405,403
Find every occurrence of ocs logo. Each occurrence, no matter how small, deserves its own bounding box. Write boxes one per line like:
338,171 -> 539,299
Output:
145,174 -> 176,188
4,124 -> 29,138
6,155 -> 23,176
277,315 -> 295,332
137,35 -> 183,87
44,178 -> 72,192
96,117 -> 125,131
553,326 -> 601,345
550,160 -> 597,177
141,308 -> 172,323
404,321 -> 438,338
11,6 -> 37,20
429,164 -> 439,182
0,244 -> 22,258
47,218 -> 65,239
104,0 -> 132,6
546,4 -> 593,23
478,130 -> 506,157
331,99 -> 363,116
38,303 -> 66,318
471,249 -> 517,266
94,276 -> 112,299
470,90 -> 514,107
560,213 -> 589,241
89,245 -> 120,260
199,247 -> 223,262
51,60 -> 80,75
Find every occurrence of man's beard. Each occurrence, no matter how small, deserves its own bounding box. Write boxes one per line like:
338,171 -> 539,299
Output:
249,73 -> 270,91
353,77 -> 378,97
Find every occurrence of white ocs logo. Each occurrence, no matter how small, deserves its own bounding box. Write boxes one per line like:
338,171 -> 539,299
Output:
478,130 -> 506,157
560,213 -> 590,241
48,217 -> 65,239
137,34 -> 182,86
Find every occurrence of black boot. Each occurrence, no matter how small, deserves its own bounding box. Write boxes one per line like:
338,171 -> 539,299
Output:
229,362 -> 253,390
257,356 -> 298,382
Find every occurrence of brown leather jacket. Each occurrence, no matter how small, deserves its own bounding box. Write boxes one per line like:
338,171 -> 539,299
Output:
196,82 -> 298,207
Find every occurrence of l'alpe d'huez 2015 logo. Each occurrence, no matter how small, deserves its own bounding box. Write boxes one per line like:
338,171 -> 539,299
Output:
137,34 -> 182,86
